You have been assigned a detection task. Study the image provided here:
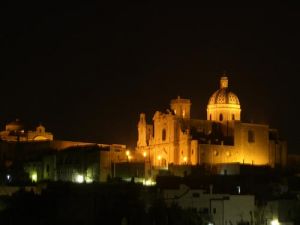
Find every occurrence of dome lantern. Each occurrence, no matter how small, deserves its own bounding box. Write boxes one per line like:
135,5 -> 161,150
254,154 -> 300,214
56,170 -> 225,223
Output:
220,76 -> 228,89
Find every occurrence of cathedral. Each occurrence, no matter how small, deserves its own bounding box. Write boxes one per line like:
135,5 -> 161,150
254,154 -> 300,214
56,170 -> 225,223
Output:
0,119 -> 53,142
136,76 -> 287,169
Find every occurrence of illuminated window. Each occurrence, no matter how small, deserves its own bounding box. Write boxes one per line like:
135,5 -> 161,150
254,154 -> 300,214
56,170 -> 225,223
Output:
232,114 -> 235,120
248,130 -> 255,143
219,114 -> 223,121
162,129 -> 166,141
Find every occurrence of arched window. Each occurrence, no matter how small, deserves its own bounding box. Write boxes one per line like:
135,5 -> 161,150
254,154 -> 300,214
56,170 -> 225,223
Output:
219,113 -> 223,121
162,129 -> 166,141
162,158 -> 167,167
209,114 -> 212,120
232,114 -> 235,120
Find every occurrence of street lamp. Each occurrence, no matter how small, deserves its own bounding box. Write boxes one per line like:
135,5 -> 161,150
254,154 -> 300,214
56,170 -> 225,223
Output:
126,150 -> 130,161
157,155 -> 161,166
183,156 -> 187,164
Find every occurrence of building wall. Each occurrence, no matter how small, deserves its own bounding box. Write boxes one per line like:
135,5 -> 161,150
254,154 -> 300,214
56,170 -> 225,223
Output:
23,145 -> 126,183
199,144 -> 237,165
162,184 -> 255,225
238,123 -> 270,165
269,140 -> 287,167
207,104 -> 241,122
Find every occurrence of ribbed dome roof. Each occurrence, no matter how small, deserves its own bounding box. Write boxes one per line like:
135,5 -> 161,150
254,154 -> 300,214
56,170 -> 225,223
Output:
208,76 -> 240,105
208,89 -> 240,105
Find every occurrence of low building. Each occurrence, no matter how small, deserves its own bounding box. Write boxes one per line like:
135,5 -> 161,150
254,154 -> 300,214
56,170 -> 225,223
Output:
24,143 -> 129,183
162,184 -> 255,225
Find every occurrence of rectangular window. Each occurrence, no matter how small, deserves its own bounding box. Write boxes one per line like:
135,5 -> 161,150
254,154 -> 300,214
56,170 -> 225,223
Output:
248,130 -> 255,143
192,193 -> 200,198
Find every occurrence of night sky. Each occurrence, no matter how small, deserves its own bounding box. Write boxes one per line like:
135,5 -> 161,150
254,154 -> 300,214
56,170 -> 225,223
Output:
0,3 -> 299,152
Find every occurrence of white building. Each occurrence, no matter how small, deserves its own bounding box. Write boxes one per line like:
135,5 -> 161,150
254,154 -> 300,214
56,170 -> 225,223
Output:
162,184 -> 255,225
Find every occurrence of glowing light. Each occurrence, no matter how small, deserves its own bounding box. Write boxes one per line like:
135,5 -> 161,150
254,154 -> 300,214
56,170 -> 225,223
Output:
31,172 -> 37,182
85,176 -> 93,183
157,155 -> 161,160
183,156 -> 187,162
75,174 -> 84,183
33,136 -> 48,141
86,169 -> 93,183
143,178 -> 156,186
237,186 -> 241,194
126,150 -> 130,156
143,152 -> 147,157
6,174 -> 11,181
128,155 -> 132,160
271,219 -> 279,225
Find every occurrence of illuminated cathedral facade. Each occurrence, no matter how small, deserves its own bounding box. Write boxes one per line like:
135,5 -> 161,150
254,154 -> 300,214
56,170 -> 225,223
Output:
0,119 -> 53,142
136,76 -> 287,169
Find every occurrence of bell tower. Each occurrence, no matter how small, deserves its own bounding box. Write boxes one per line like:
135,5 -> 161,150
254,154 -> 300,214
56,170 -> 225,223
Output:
170,96 -> 191,119
137,113 -> 147,147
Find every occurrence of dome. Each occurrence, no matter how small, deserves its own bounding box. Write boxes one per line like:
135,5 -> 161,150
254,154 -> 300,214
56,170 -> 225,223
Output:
208,88 -> 240,105
207,76 -> 241,122
208,76 -> 240,106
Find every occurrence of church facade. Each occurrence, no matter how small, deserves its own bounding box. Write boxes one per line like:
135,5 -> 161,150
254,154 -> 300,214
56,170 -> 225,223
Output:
136,76 -> 287,169
0,119 -> 53,142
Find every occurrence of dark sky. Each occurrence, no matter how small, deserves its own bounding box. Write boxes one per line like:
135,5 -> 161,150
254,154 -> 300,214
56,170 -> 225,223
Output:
0,3 -> 299,152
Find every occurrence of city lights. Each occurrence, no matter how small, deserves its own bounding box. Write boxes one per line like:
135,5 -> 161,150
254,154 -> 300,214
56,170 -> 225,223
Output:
183,156 -> 187,163
143,178 -> 156,186
271,219 -> 280,225
75,174 -> 84,183
31,172 -> 37,182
